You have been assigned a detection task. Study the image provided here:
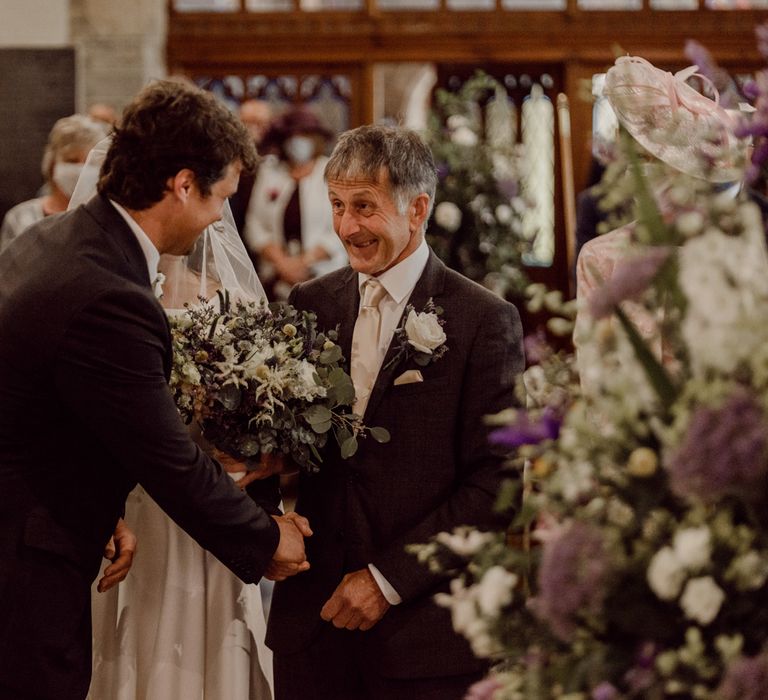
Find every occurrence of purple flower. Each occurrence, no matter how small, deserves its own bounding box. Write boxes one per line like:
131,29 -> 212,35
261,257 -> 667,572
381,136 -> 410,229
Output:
592,682 -> 619,700
623,642 -> 658,692
436,162 -> 450,180
530,521 -> 610,641
589,247 -> 671,320
684,40 -> 740,109
464,676 -> 502,700
490,408 -> 560,448
666,388 -> 768,503
523,330 -> 549,365
757,22 -> 768,61
717,652 -> 768,700
496,177 -> 519,200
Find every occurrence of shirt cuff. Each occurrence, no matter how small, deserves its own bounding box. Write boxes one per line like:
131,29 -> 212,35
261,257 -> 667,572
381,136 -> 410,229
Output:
368,563 -> 402,605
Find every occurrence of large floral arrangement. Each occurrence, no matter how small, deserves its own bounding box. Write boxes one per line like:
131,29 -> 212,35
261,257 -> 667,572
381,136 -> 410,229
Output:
426,71 -> 531,295
169,292 -> 389,472
415,123 -> 768,697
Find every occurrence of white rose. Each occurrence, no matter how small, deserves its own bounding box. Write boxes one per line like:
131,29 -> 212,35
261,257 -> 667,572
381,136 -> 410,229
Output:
679,576 -> 725,625
434,201 -> 462,232
673,526 -> 712,571
451,125 -> 479,147
647,546 -> 686,601
476,566 -> 517,617
405,310 -> 446,354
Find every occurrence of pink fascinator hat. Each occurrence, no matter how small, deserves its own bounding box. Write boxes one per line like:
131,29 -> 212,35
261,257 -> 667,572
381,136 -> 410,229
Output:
603,56 -> 742,183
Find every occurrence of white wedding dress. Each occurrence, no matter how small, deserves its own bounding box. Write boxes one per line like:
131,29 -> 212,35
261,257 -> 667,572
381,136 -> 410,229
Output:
88,481 -> 274,700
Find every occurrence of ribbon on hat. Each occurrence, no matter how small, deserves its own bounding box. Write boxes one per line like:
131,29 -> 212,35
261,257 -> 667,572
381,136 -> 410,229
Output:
603,55 -> 741,183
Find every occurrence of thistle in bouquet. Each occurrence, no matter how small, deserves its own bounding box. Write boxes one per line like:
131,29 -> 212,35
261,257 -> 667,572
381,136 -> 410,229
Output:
169,291 -> 390,473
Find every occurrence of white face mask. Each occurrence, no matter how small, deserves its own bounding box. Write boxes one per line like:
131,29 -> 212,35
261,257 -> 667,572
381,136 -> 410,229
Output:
52,162 -> 86,198
284,136 -> 315,165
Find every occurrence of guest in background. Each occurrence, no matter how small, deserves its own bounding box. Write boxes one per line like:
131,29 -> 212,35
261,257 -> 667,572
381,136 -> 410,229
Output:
574,55 -> 743,388
230,99 -> 273,236
244,105 -> 346,300
87,103 -> 119,127
0,115 -> 107,253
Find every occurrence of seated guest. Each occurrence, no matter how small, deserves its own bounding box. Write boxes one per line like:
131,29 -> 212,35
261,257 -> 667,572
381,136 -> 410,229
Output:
0,115 -> 107,253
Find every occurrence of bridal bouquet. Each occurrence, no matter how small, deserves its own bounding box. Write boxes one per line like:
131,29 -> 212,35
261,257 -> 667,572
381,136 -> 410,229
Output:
169,292 -> 389,472
414,138 -> 768,698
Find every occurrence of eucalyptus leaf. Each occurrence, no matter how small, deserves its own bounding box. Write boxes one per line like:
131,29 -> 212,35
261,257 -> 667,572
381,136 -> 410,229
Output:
370,427 -> 391,443
313,420 -> 332,434
341,436 -> 359,459
319,345 -> 343,364
304,405 -> 333,425
335,427 -> 353,447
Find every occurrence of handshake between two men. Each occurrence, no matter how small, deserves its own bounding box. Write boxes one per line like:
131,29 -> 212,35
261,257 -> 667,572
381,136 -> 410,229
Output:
268,511 -> 313,581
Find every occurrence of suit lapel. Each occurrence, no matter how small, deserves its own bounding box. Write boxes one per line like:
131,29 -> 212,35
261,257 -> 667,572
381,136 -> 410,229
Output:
362,251 -> 446,422
333,267 -> 360,369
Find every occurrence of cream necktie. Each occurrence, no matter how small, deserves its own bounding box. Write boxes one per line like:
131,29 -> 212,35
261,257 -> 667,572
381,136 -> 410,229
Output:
350,278 -> 388,416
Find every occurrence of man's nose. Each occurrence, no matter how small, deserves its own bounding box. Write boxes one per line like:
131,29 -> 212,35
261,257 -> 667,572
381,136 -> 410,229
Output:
337,210 -> 359,239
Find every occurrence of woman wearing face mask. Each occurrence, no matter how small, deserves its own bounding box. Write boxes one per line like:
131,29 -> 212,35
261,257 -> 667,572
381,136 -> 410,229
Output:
0,114 -> 107,254
243,105 -> 347,300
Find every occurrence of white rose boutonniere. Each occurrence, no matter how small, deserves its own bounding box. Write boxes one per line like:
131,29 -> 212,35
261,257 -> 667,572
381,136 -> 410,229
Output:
405,308 -> 447,354
384,298 -> 448,370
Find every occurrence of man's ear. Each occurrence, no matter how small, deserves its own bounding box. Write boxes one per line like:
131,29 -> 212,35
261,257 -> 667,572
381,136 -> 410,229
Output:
168,169 -> 197,202
409,192 -> 431,232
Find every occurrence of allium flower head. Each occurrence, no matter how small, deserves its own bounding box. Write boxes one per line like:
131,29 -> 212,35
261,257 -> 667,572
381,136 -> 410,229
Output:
589,247 -> 672,320
531,521 -> 610,641
666,388 -> 768,503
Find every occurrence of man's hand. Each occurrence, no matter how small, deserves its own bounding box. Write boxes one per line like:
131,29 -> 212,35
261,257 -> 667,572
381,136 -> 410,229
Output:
97,518 -> 137,593
320,569 -> 390,631
265,512 -> 313,581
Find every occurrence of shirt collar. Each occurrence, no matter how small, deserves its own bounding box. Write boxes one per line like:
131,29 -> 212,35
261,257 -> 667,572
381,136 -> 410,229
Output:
357,239 -> 429,304
109,199 -> 160,283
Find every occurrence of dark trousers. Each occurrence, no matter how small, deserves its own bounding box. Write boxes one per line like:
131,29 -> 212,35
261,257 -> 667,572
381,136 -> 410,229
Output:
0,684 -> 50,700
273,623 -> 483,700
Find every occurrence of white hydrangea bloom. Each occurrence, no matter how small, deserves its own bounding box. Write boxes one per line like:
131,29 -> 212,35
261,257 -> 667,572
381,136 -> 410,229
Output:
647,546 -> 686,601
679,576 -> 725,625
679,204 -> 768,376
476,566 -> 517,617
435,528 -> 494,557
673,526 -> 712,572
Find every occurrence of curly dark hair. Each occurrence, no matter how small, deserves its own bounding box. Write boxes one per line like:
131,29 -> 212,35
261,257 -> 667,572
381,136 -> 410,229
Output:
98,80 -> 258,210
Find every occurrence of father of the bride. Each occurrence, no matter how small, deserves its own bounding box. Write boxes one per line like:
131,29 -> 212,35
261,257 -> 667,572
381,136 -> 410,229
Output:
0,80 -> 309,700
267,125 -> 525,699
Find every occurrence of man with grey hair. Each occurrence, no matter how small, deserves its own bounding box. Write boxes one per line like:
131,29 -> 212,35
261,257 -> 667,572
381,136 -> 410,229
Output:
266,124 -> 525,699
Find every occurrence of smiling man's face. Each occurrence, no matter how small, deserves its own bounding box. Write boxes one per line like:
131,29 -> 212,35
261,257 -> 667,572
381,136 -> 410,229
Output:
327,170 -> 423,277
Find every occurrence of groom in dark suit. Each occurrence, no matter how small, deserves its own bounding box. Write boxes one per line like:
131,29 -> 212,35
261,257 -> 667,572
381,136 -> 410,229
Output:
267,125 -> 525,699
0,80 -> 309,700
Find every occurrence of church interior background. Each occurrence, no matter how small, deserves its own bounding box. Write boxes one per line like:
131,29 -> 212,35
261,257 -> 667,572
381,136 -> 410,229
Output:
2,0 -> 766,313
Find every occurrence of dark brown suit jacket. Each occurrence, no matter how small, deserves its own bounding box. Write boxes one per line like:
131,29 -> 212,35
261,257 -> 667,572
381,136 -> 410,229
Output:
266,251 -> 524,679
0,195 -> 280,700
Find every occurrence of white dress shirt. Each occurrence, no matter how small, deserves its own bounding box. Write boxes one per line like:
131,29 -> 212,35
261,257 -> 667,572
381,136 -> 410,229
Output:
110,199 -> 161,285
359,239 -> 430,605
